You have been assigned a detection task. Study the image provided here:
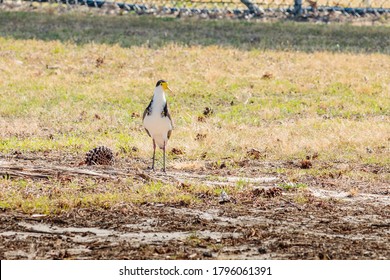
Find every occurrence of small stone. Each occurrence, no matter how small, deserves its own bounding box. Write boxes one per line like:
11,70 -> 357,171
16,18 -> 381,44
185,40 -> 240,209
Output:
258,247 -> 267,254
219,191 -> 230,204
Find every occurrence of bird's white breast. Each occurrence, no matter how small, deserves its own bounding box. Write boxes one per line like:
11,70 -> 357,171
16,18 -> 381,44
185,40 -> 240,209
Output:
143,88 -> 172,149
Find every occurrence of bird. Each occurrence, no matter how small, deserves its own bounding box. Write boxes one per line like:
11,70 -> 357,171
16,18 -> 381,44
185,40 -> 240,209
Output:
142,80 -> 173,172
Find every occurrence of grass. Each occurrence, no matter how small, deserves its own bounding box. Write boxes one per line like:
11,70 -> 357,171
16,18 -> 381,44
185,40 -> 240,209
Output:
0,176 -> 250,214
279,182 -> 308,191
1,35 -> 388,164
0,11 -> 389,213
0,178 -> 172,214
1,11 -> 390,53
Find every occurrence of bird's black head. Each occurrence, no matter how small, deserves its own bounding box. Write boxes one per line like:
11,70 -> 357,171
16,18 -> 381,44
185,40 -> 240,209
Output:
156,80 -> 167,87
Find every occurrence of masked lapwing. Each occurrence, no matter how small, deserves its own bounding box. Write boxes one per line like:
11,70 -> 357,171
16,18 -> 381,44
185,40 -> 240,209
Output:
143,80 -> 173,172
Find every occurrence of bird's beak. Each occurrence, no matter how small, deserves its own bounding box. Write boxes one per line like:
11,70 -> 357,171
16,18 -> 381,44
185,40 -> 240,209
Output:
163,83 -> 173,93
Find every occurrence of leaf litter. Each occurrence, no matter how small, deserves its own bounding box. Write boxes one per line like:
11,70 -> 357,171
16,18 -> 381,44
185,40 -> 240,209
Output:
0,154 -> 389,259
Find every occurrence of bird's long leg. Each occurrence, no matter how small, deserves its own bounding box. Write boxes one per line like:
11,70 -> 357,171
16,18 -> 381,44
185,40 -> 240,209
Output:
152,139 -> 156,171
163,142 -> 166,173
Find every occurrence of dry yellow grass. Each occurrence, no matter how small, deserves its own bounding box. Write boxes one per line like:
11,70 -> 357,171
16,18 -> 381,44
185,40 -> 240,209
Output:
0,12 -> 389,215
1,37 -> 389,165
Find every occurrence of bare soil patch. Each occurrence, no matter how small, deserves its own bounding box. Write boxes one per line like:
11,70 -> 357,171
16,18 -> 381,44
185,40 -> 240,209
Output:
0,154 -> 389,259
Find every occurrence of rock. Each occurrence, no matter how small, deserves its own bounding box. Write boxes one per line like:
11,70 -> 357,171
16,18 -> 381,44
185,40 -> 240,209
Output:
258,247 -> 267,254
219,191 -> 230,204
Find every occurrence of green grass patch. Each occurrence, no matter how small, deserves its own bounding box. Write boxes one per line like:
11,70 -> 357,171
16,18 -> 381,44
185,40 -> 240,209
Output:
279,182 -> 308,191
0,11 -> 389,214
1,11 -> 390,53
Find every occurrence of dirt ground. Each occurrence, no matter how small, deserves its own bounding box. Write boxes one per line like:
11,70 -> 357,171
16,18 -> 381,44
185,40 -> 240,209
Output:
0,154 -> 389,260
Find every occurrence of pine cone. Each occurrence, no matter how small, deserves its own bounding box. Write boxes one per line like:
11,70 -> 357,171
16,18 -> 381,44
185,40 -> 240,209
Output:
85,146 -> 114,166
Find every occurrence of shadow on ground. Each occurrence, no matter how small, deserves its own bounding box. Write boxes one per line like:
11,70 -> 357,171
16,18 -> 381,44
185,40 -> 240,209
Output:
1,10 -> 390,53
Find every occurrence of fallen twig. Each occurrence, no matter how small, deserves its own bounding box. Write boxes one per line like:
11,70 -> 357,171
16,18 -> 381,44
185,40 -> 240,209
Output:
371,223 -> 390,228
280,198 -> 303,211
135,172 -> 171,185
0,170 -> 50,179
0,163 -> 114,179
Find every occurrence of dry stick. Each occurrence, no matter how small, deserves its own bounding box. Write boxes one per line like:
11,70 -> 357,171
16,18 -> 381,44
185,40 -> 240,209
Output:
280,197 -> 303,211
0,155 -> 47,161
0,164 -> 114,179
22,228 -> 63,235
49,166 -> 114,178
100,169 -> 133,176
1,163 -> 182,183
371,223 -> 390,228
135,172 -> 172,185
1,163 -> 166,183
0,170 -> 50,179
